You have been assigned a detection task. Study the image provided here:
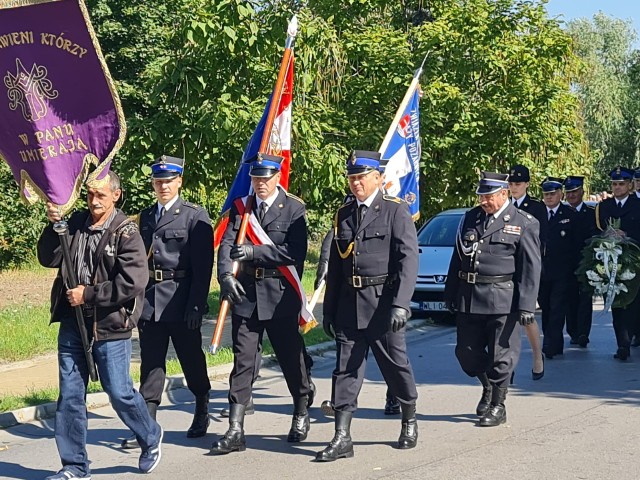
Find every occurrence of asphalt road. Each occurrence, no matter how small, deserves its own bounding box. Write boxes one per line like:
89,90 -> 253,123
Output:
1,306 -> 639,480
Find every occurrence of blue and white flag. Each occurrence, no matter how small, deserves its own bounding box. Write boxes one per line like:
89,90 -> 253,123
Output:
379,68 -> 422,220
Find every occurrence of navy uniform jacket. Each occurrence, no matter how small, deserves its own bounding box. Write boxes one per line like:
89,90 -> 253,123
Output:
444,203 -> 541,315
139,198 -> 214,322
542,204 -> 579,280
323,191 -> 418,330
515,194 -> 548,249
218,188 -> 307,321
596,195 -> 640,242
572,203 -> 597,250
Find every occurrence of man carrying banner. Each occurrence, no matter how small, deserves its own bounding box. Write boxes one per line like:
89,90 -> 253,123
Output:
211,153 -> 313,455
37,172 -> 163,479
316,151 -> 419,462
121,156 -> 213,449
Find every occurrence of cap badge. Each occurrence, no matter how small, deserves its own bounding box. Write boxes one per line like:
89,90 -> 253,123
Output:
350,152 -> 357,165
503,214 -> 511,222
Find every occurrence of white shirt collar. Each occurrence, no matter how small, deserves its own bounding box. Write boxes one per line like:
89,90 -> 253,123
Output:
357,189 -> 379,208
511,194 -> 526,208
492,198 -> 510,219
616,195 -> 629,207
574,202 -> 585,212
157,195 -> 179,217
255,187 -> 280,210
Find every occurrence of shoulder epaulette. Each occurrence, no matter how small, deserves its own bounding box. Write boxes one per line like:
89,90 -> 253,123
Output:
131,213 -> 141,228
338,199 -> 355,211
515,209 -> 534,222
183,201 -> 200,210
383,195 -> 403,204
528,196 -> 543,203
285,192 -> 305,205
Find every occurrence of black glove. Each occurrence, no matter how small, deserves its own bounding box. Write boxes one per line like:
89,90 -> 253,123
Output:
219,274 -> 246,305
389,306 -> 410,332
323,314 -> 335,339
518,310 -> 535,326
230,244 -> 254,262
185,310 -> 203,330
314,261 -> 328,290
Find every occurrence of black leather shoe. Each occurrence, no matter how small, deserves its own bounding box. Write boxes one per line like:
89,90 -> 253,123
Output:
532,354 -> 544,381
614,347 -> 630,361
320,400 -> 335,417
569,337 -> 579,345
316,411 -> 354,462
384,396 -> 401,415
577,334 -> 589,348
398,418 -> 418,449
479,386 -> 507,427
187,394 -> 210,438
287,413 -> 310,442
219,397 -> 255,418
209,404 -> 246,455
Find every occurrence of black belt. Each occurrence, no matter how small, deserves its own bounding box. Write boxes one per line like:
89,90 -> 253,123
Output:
346,273 -> 397,288
242,266 -> 285,279
149,269 -> 188,282
458,271 -> 512,284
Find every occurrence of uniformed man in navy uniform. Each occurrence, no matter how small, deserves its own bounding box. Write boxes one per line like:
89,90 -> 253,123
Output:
508,164 -> 545,380
212,153 -> 312,454
538,177 -> 579,358
316,151 -> 419,462
564,176 -> 596,347
596,166 -> 640,360
445,172 -> 541,427
122,156 -> 213,449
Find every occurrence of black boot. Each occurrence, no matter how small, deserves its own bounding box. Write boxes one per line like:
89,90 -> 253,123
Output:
476,373 -> 492,417
384,394 -> 401,415
121,402 -> 157,449
316,411 -> 354,462
479,386 -> 507,427
287,396 -> 310,442
219,397 -> 255,418
187,393 -> 210,438
209,404 -> 246,454
398,403 -> 418,449
307,368 -> 316,408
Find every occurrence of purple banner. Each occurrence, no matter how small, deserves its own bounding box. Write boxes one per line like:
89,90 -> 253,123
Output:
0,0 -> 125,214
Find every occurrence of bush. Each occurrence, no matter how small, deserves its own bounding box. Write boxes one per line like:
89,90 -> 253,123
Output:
0,163 -> 47,270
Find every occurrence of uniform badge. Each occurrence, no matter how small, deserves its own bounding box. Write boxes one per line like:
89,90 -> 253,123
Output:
175,209 -> 180,213
469,233 -> 476,241
278,203 -> 284,208
350,151 -> 357,165
503,214 -> 511,222
560,230 -> 566,237
503,225 -> 521,235
523,203 -> 529,207
559,218 -> 570,224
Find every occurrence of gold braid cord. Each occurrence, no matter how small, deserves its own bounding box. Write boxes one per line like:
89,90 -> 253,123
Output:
333,210 -> 354,259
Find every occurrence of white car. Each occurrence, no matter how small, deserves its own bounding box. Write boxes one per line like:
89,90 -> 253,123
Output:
410,208 -> 468,319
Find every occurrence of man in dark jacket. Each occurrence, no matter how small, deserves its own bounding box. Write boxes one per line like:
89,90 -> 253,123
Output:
121,156 -> 214,448
316,151 -> 419,462
564,176 -> 596,347
211,153 -> 312,455
538,177 -> 579,358
445,171 -> 541,427
596,166 -> 640,360
38,172 -> 162,480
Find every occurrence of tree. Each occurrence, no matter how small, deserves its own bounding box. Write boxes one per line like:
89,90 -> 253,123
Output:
566,13 -> 638,191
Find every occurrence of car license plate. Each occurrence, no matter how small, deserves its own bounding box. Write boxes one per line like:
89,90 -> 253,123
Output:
422,301 -> 447,311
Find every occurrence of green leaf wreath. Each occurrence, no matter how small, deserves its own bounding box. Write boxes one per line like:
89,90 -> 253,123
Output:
575,219 -> 640,310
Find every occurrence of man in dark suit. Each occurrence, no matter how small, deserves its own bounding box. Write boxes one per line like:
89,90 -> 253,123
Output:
596,166 -> 640,360
564,176 -> 596,347
538,177 -> 579,358
212,153 -> 312,454
316,151 -> 419,462
122,156 -> 214,449
445,172 -> 541,427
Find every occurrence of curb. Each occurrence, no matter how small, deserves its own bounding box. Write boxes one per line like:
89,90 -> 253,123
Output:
0,319 -> 435,429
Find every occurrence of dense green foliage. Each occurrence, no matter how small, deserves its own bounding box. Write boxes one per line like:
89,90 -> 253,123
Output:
0,0 -> 607,268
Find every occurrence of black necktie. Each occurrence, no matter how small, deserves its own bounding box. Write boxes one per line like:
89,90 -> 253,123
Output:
157,206 -> 165,223
549,210 -> 555,221
617,201 -> 623,209
358,204 -> 367,226
484,214 -> 492,229
258,202 -> 267,223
